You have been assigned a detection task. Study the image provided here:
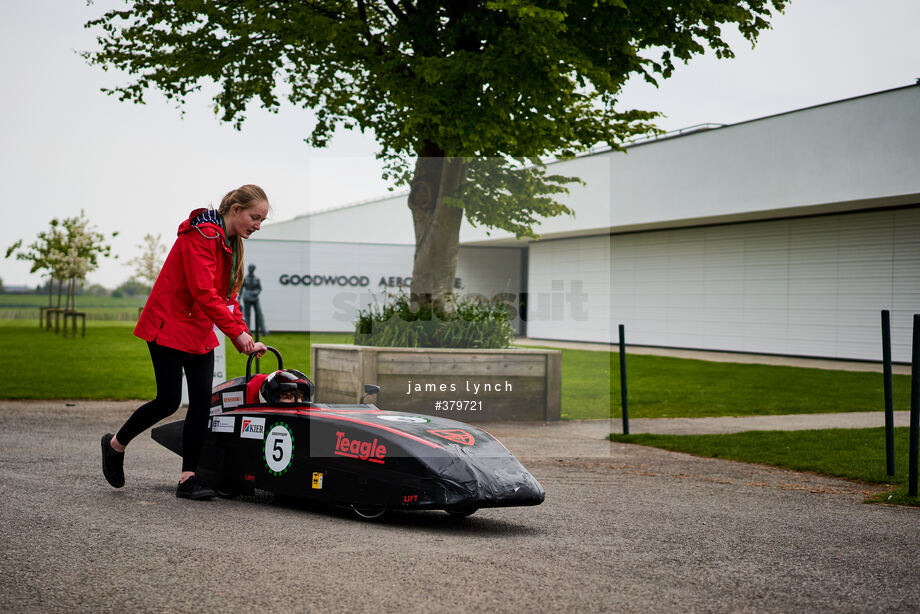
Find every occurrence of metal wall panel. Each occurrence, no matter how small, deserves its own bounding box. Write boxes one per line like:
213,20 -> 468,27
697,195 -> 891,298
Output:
609,206 -> 920,362
526,235 -> 612,343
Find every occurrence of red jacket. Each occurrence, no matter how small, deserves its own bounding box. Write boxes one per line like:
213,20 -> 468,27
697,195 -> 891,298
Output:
135,209 -> 249,354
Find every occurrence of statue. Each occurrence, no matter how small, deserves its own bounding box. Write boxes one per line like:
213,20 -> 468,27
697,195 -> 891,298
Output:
241,263 -> 268,337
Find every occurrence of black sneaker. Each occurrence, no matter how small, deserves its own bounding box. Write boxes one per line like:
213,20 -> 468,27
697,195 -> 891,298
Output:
176,475 -> 216,500
101,433 -> 125,488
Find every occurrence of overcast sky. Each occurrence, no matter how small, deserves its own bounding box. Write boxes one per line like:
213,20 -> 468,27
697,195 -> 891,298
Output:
2,0 -> 918,288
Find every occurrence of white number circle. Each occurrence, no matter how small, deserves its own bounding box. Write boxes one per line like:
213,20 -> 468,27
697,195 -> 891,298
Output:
264,424 -> 294,475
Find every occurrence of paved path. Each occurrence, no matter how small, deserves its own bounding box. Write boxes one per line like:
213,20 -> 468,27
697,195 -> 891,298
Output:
3,400 -> 920,613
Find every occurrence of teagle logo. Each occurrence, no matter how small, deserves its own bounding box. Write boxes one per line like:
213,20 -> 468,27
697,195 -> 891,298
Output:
334,431 -> 386,464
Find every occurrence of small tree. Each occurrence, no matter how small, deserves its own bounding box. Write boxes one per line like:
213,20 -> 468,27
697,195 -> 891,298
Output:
58,211 -> 118,311
6,219 -> 67,308
126,233 -> 166,289
6,212 -> 116,312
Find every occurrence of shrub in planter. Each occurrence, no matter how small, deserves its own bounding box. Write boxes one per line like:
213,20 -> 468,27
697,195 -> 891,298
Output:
354,292 -> 515,349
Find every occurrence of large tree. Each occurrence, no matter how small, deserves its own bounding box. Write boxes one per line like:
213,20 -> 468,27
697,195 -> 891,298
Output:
84,0 -> 786,302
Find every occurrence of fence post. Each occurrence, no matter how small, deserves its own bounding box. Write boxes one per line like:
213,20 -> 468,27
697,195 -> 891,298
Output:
881,310 -> 895,476
618,324 -> 629,435
909,314 -> 920,497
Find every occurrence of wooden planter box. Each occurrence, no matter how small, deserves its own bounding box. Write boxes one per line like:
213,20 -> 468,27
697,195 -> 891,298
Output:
310,345 -> 561,422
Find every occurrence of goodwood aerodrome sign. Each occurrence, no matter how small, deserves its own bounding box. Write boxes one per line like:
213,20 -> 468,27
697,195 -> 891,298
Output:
279,273 -> 462,289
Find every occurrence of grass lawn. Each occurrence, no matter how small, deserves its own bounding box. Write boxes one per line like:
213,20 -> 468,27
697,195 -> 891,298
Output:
521,345 -> 910,420
0,320 -> 348,400
0,320 -> 909,421
610,428 -> 920,505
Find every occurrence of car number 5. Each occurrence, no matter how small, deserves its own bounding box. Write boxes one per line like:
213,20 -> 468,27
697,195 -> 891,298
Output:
264,423 -> 293,475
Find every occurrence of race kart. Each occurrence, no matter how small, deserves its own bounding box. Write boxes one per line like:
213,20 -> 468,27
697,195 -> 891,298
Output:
152,348 -> 544,519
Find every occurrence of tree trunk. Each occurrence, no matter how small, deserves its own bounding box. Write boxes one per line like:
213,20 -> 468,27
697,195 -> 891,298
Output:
407,151 -> 468,307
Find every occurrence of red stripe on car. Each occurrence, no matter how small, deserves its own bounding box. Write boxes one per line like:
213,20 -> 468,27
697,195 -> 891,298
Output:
227,408 -> 442,449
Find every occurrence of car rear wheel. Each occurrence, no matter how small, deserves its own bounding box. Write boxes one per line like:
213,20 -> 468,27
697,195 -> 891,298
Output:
351,506 -> 386,520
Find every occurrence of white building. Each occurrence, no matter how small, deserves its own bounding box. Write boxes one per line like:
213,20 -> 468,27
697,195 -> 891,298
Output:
248,85 -> 920,363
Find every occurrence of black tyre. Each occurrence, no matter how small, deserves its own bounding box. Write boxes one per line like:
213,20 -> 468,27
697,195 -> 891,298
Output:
351,506 -> 387,520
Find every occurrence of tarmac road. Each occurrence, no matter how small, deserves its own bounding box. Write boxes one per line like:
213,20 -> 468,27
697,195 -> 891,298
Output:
2,401 -> 920,613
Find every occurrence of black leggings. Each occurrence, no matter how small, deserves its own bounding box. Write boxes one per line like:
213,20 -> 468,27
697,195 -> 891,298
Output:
117,341 -> 214,473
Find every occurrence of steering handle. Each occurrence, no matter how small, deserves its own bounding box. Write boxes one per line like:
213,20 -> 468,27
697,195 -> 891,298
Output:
246,346 -> 283,381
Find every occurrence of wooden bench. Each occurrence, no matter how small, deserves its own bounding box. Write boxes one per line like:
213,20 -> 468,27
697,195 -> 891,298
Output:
43,307 -> 67,332
62,311 -> 87,338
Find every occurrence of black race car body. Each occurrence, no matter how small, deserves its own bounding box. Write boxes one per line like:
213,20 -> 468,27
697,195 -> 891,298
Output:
152,358 -> 544,517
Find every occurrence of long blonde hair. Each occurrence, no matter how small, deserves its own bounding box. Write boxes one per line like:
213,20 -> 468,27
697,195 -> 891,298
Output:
217,184 -> 268,295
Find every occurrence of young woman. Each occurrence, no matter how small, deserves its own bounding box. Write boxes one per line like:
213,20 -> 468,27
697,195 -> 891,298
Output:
101,185 -> 270,500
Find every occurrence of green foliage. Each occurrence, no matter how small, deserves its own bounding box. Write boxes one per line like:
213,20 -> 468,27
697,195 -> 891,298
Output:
83,0 -> 786,203
443,156 -> 581,238
355,292 -> 515,348
83,1 -> 787,298
84,284 -> 111,297
114,278 -> 152,298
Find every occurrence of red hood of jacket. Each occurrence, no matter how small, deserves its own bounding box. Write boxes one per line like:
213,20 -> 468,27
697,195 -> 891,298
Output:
178,208 -> 230,246
133,208 -> 247,354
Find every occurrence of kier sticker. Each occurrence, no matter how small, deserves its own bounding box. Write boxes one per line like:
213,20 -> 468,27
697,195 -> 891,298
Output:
312,472 -> 324,489
427,429 -> 475,446
222,391 -> 244,409
211,416 -> 235,433
240,417 -> 266,440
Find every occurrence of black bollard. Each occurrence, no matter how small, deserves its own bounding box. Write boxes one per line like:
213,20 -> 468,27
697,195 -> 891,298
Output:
910,314 -> 920,497
619,324 -> 629,435
881,310 -> 895,476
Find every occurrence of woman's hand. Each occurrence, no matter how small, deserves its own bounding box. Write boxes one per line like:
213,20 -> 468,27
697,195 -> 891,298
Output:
232,332 -> 255,354
233,334 -> 267,357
